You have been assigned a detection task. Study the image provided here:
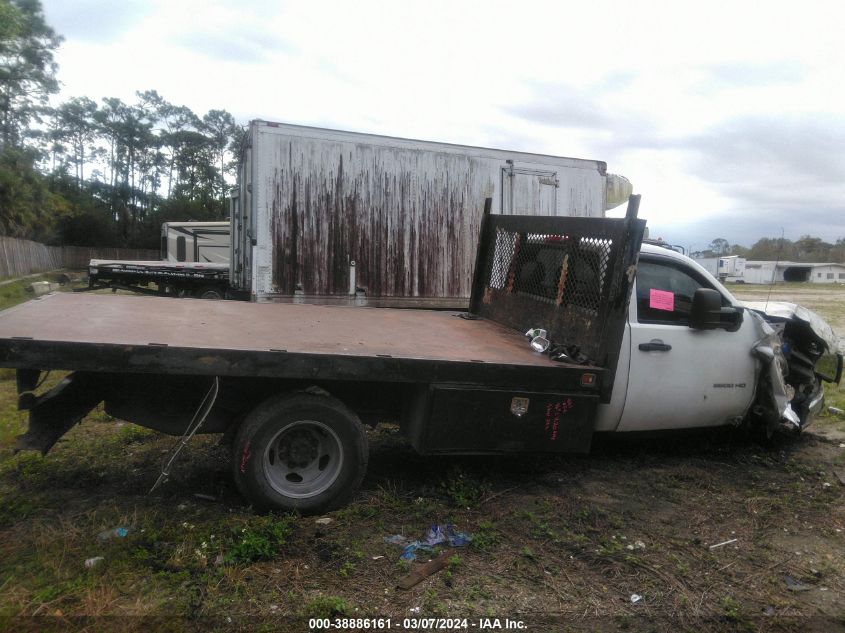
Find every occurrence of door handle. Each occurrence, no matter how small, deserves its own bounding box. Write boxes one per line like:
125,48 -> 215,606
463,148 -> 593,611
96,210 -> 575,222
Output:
639,339 -> 672,352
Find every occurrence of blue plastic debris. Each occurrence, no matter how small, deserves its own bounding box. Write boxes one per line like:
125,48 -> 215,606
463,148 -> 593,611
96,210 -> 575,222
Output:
385,524 -> 472,560
400,542 -> 435,561
424,524 -> 472,547
97,527 -> 129,541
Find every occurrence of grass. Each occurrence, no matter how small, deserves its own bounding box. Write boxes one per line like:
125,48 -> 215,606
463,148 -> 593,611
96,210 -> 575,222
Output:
0,281 -> 843,628
0,272 -> 82,312
224,514 -> 296,564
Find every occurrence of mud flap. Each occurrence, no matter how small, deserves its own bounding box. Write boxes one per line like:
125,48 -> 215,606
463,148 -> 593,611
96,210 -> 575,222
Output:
15,371 -> 108,454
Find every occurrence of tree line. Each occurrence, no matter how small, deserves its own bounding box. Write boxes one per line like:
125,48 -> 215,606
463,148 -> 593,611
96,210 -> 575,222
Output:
0,0 -> 242,250
697,237 -> 845,263
3,1 -> 843,258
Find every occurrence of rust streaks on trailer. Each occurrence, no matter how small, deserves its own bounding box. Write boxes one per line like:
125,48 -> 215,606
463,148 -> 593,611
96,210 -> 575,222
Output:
269,139 -> 490,299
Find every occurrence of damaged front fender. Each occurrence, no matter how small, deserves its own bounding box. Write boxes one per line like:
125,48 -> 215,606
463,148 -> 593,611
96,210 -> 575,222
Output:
750,313 -> 802,434
746,302 -> 842,436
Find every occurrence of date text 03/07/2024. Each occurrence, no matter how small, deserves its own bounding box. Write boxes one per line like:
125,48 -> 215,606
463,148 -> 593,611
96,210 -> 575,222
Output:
308,617 -> 527,630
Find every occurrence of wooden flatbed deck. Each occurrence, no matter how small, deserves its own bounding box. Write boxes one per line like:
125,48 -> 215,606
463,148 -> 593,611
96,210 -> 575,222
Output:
0,293 -> 598,391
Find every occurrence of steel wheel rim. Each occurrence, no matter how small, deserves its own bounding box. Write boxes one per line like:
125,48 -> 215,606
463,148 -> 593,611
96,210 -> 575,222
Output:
262,420 -> 343,498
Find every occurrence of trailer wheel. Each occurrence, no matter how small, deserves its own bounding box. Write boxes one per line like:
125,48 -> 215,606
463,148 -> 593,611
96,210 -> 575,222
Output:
196,286 -> 224,300
231,392 -> 368,514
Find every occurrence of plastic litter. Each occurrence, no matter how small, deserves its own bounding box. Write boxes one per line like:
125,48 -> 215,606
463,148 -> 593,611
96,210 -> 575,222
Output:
525,328 -> 550,353
399,542 -> 435,561
424,524 -> 472,547
97,527 -> 129,541
84,556 -> 104,568
529,336 -> 551,353
630,593 -> 643,604
385,524 -> 472,560
525,327 -> 547,340
315,517 -> 333,525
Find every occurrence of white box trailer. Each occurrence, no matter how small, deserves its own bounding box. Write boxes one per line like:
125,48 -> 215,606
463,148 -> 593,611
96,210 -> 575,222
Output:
718,255 -> 746,282
694,256 -> 746,283
161,221 -> 230,264
230,120 -> 632,306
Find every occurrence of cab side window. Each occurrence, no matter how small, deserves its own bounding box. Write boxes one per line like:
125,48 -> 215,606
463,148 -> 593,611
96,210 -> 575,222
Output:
636,259 -> 721,325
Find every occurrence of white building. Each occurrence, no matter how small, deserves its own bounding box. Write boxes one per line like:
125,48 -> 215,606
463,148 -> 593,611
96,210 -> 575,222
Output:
743,261 -> 845,284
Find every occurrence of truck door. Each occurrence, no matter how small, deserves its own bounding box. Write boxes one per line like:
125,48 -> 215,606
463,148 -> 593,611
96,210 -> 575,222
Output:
502,165 -> 558,216
614,255 -> 759,432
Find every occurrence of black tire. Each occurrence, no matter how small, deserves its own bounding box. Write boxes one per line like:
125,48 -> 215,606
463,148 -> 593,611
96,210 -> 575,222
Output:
231,392 -> 368,514
196,285 -> 224,300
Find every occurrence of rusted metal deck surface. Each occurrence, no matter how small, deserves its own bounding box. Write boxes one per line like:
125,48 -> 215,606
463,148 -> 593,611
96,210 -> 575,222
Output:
0,294 -> 595,389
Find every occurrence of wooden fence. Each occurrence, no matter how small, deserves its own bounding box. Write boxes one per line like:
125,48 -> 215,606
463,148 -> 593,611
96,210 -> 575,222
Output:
0,237 -> 63,278
0,236 -> 158,278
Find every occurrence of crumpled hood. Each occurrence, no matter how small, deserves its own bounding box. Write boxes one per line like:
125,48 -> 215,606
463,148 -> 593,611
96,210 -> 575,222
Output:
743,301 -> 840,353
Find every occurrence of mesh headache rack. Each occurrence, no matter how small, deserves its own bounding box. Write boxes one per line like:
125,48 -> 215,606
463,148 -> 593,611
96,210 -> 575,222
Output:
469,196 -> 645,398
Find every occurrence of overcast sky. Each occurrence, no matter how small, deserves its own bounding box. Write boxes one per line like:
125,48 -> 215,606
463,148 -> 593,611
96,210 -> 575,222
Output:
41,0 -> 845,249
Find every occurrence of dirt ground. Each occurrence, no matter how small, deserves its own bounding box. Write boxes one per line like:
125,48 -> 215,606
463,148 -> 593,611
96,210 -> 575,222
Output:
0,282 -> 843,632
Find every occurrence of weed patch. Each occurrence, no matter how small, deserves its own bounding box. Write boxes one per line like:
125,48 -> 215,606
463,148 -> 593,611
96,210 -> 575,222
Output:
224,514 -> 296,564
302,596 -> 351,618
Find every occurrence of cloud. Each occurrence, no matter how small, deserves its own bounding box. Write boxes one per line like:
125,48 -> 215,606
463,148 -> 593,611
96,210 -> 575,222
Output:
698,61 -> 807,90
683,115 -> 845,237
641,114 -> 845,245
504,85 -> 611,130
501,78 -> 845,245
42,0 -> 152,42
502,79 -> 672,156
689,115 -> 845,185
175,29 -> 291,63
664,203 -> 845,249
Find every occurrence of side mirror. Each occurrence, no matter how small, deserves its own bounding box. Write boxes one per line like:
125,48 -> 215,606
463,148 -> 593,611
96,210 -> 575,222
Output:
690,288 -> 743,332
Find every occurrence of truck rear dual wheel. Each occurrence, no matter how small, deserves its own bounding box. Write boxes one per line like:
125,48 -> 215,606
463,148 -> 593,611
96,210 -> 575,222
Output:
231,392 -> 368,514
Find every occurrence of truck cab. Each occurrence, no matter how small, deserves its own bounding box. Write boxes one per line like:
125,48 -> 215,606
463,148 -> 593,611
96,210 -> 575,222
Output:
597,243 -> 834,434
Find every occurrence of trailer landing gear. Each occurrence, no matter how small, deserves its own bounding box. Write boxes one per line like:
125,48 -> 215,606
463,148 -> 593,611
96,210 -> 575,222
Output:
231,392 -> 368,514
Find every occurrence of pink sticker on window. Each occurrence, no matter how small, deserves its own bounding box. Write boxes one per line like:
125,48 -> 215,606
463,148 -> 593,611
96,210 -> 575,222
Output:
649,288 -> 675,311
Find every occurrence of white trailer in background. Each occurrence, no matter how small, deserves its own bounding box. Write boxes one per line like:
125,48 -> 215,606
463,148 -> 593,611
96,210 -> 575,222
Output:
88,221 -> 231,299
694,255 -> 746,283
718,256 -> 746,282
161,221 -> 230,264
230,120 -> 633,306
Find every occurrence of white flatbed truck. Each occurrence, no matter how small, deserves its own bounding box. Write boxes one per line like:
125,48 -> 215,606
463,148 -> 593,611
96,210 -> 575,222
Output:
1,198 -> 840,514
